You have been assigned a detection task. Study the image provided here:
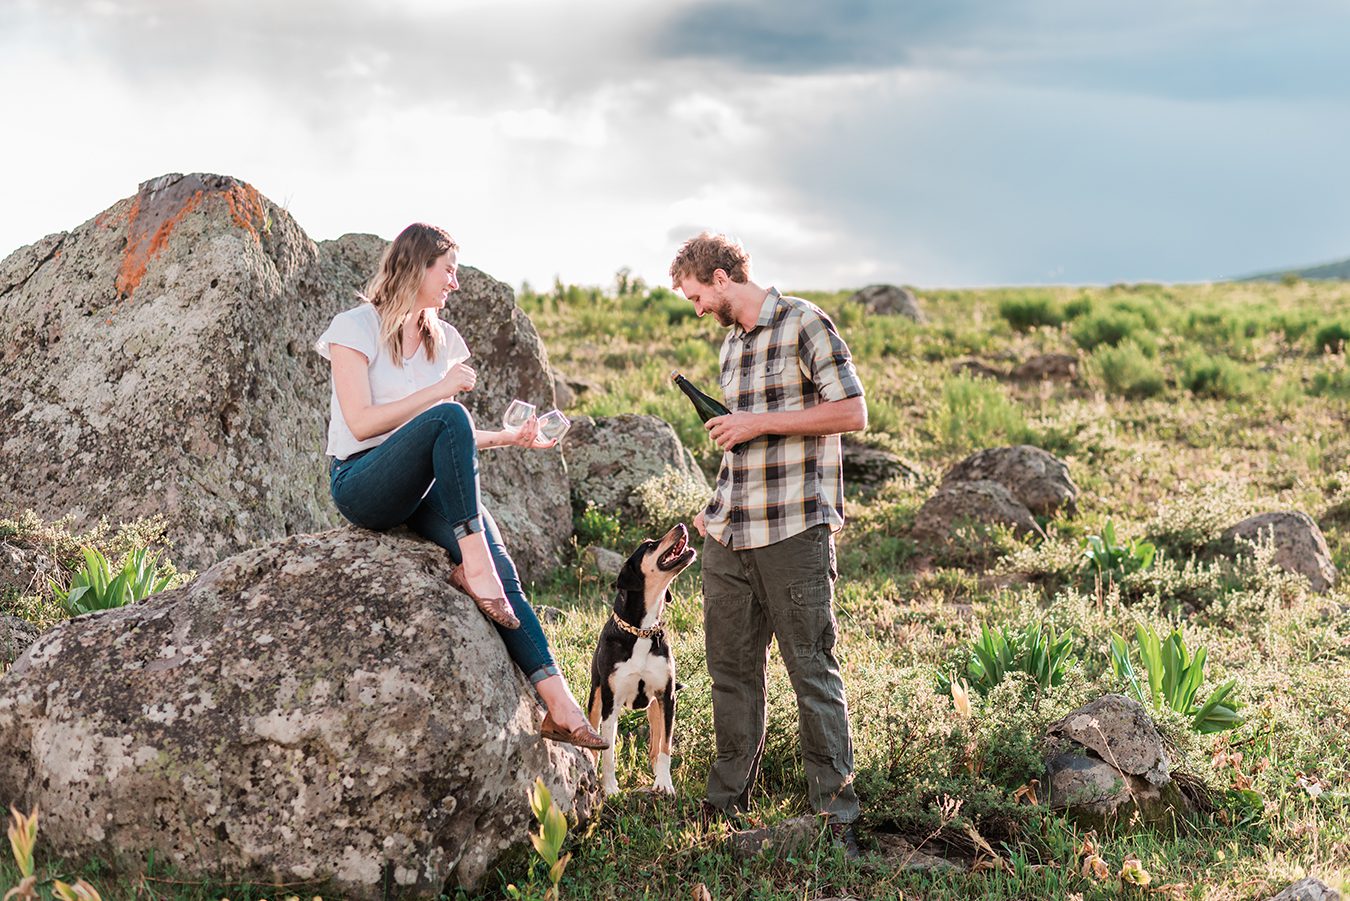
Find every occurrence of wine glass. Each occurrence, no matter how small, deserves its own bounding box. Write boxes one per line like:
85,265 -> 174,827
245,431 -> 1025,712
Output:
502,399 -> 535,433
535,409 -> 571,445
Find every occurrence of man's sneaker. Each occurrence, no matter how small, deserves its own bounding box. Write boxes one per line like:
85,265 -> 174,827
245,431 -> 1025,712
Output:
828,820 -> 861,859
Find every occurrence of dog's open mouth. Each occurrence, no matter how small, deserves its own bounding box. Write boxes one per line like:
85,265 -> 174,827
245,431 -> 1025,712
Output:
657,523 -> 696,571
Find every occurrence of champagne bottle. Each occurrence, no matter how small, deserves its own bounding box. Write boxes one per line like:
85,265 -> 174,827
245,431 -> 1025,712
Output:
671,369 -> 747,454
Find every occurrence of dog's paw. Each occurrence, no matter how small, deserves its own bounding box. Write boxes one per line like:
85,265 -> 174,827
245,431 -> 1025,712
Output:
602,778 -> 621,797
651,778 -> 675,797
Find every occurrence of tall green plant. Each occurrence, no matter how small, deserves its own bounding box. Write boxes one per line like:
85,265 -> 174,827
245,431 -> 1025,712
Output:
1109,624 -> 1241,733
507,778 -> 571,901
1081,519 -> 1155,586
939,621 -> 1077,698
49,547 -> 171,617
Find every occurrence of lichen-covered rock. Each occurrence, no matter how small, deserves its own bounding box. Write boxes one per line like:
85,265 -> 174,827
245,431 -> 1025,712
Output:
1012,353 -> 1079,383
1267,877 -> 1342,901
0,174 -> 570,581
913,479 -> 1045,542
942,445 -> 1078,518
1046,694 -> 1169,786
0,615 -> 37,669
950,358 -> 1006,380
581,545 -> 626,581
1044,695 -> 1188,831
0,528 -> 598,898
847,284 -> 926,322
562,415 -> 708,522
1221,511 -> 1337,593
841,438 -> 921,489
0,540 -> 60,598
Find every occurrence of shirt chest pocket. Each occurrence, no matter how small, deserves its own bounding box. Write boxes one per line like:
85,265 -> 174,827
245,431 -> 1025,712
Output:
758,352 -> 792,410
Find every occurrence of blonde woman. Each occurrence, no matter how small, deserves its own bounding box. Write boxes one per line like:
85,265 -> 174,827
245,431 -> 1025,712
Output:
315,222 -> 606,750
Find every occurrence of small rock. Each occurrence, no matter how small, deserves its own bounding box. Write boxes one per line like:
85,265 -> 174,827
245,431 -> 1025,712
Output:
942,445 -> 1078,519
950,359 -> 1006,380
1267,877 -> 1342,901
842,438 -> 921,489
729,816 -> 822,860
0,614 -> 39,668
1012,353 -> 1080,383
1046,694 -> 1170,785
872,833 -> 962,871
913,479 -> 1045,543
582,545 -> 627,580
1221,511 -> 1337,593
847,284 -> 926,322
552,373 -> 577,410
534,604 -> 566,624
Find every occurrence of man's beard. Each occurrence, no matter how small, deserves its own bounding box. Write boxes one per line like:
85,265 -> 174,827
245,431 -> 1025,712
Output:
712,298 -> 734,327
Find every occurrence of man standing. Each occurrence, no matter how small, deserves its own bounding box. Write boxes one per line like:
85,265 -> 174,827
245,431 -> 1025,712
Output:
670,232 -> 866,850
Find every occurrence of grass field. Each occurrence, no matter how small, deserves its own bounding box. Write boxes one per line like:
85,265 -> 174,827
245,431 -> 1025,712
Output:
3,277 -> 1349,900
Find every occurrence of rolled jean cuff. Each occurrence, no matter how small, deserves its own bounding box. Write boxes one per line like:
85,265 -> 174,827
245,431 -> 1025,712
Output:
451,514 -> 484,542
527,663 -> 561,686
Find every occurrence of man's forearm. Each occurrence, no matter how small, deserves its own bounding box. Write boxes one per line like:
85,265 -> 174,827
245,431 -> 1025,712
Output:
756,396 -> 867,438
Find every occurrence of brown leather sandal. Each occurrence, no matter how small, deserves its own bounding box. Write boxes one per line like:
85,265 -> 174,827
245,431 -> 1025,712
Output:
540,712 -> 610,750
449,565 -> 521,630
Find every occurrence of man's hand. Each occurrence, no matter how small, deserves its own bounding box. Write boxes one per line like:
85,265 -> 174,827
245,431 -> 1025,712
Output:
706,412 -> 761,452
693,509 -> 707,537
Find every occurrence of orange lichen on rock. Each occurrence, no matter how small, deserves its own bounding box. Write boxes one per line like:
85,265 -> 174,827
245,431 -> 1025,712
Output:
115,189 -> 204,300
224,183 -> 268,239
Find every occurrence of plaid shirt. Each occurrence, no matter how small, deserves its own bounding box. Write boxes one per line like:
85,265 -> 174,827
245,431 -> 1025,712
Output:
703,288 -> 865,550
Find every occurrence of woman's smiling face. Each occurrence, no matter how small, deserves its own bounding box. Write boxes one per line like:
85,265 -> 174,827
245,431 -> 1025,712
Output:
417,249 -> 459,309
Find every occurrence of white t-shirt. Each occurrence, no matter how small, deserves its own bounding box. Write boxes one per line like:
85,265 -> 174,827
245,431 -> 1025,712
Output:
314,303 -> 470,460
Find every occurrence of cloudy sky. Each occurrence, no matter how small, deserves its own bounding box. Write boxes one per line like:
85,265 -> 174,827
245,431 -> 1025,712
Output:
2,0 -> 1348,290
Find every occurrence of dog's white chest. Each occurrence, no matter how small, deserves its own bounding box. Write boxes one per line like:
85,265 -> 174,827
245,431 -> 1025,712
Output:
612,640 -> 671,708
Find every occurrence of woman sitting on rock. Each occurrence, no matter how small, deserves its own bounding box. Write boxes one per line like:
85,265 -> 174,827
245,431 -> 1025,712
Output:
315,222 -> 606,750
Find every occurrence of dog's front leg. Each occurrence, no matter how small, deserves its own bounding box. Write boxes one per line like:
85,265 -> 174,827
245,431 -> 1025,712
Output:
648,691 -> 675,795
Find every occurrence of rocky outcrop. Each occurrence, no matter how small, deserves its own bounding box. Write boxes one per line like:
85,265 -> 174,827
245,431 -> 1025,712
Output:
0,173 -> 570,581
848,284 -> 926,322
562,415 -> 708,522
1044,695 -> 1188,831
1012,353 -> 1080,383
0,528 -> 598,898
913,480 -> 1045,543
1267,878 -> 1342,901
1221,512 -> 1337,593
942,445 -> 1078,518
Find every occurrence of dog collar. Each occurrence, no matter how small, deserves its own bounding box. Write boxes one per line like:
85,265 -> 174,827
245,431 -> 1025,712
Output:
612,612 -> 664,638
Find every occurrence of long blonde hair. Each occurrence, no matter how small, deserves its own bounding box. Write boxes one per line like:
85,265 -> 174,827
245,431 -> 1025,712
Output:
363,223 -> 457,366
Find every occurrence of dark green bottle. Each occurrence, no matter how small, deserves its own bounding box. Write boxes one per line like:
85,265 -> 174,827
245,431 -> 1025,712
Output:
671,370 -> 747,454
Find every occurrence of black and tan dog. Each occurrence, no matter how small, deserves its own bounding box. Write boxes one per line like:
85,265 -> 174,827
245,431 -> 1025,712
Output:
586,522 -> 697,796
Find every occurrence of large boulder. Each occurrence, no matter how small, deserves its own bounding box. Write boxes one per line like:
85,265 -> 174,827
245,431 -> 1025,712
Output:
913,479 -> 1045,543
562,415 -> 709,523
841,437 -> 921,489
847,284 -> 926,322
1044,695 -> 1187,831
0,528 -> 597,898
0,173 -> 570,581
1221,512 -> 1337,593
941,445 -> 1078,519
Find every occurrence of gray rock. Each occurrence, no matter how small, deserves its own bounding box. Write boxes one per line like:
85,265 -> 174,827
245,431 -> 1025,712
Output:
847,284 -> 926,322
0,540 -> 60,597
582,545 -> 626,581
553,373 -> 577,410
1221,511 -> 1337,593
942,445 -> 1078,518
0,174 -> 570,581
1268,877 -> 1342,901
730,816 -> 823,860
1012,353 -> 1080,383
562,415 -> 708,522
913,479 -> 1045,543
1044,695 -> 1188,831
950,358 -> 1006,380
0,615 -> 38,669
841,438 -> 921,489
0,528 -> 598,898
872,833 -> 962,871
1046,694 -> 1170,786
534,604 -> 566,624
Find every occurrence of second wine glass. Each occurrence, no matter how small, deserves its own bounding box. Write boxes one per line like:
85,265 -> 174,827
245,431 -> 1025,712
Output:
502,399 -> 535,432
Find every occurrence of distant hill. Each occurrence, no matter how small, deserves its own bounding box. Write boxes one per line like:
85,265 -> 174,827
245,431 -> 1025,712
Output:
1238,255 -> 1350,281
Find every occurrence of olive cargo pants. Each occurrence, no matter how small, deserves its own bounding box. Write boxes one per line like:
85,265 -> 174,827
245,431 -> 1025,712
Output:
701,524 -> 860,823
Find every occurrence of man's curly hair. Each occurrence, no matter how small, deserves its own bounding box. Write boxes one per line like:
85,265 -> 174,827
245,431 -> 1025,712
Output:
670,232 -> 750,286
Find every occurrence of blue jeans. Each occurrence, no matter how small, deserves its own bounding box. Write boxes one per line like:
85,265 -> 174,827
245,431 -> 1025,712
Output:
329,403 -> 560,685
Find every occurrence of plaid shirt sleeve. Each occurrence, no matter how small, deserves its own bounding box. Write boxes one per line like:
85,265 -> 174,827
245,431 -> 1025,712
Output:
797,307 -> 865,402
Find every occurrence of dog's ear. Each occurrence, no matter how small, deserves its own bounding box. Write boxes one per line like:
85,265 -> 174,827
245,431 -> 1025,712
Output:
615,557 -> 643,592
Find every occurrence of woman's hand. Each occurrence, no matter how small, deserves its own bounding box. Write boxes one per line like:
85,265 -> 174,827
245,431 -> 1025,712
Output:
439,363 -> 477,398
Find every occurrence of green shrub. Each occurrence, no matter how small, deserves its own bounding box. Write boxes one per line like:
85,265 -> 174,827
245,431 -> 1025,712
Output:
1089,340 -> 1166,398
1308,367 -> 1350,398
573,504 -> 622,549
1179,350 -> 1254,400
1063,295 -> 1094,320
927,373 -> 1034,451
1071,308 -> 1150,352
998,296 -> 1063,332
1109,624 -> 1241,733
1314,321 -> 1350,354
1080,518 -> 1156,587
630,466 -> 710,532
938,621 -> 1077,699
50,547 -> 171,616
